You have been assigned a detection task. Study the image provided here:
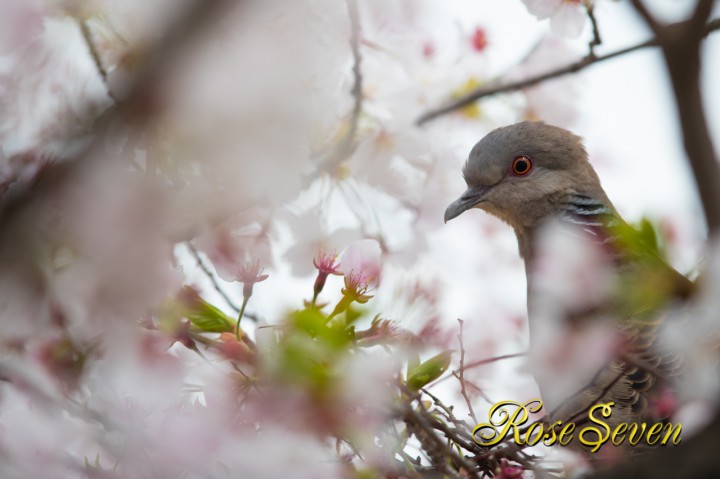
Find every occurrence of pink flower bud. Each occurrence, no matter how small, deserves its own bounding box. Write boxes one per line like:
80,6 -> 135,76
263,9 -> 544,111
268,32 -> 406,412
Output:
471,27 -> 488,52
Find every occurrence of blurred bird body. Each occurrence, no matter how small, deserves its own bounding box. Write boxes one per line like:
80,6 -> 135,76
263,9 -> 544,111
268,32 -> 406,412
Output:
445,122 -> 691,456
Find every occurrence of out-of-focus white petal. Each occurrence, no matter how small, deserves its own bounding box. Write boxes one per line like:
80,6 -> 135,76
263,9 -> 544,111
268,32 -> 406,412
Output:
660,238 -> 720,408
549,2 -> 588,38
527,220 -> 618,410
339,238 -> 383,289
521,0 -> 564,20
522,0 -> 587,38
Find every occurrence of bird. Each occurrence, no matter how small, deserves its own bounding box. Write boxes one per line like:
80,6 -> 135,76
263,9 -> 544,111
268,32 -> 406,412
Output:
444,121 -> 694,457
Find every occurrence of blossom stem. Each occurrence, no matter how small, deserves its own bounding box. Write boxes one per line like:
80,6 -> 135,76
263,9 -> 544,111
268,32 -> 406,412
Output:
326,293 -> 354,323
236,296 -> 250,341
311,291 -> 319,308
311,272 -> 329,308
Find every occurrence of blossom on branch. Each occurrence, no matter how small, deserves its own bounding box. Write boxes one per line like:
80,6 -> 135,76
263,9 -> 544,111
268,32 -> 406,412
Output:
232,257 -> 269,300
311,248 -> 342,304
326,239 -> 382,319
339,239 -> 382,302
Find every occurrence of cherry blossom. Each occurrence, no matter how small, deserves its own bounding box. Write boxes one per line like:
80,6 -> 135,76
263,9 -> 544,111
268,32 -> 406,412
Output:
311,248 -> 342,305
233,257 -> 269,293
521,0 -> 589,38
339,239 -> 382,300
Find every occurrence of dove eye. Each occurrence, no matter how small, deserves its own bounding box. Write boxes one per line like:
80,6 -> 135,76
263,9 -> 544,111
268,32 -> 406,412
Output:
511,156 -> 532,176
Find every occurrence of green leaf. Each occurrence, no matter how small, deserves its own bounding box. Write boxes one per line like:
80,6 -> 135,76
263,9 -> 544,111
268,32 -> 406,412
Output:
608,216 -> 666,261
406,351 -> 421,380
638,218 -> 659,253
178,286 -> 235,333
291,308 -> 352,350
406,351 -> 452,391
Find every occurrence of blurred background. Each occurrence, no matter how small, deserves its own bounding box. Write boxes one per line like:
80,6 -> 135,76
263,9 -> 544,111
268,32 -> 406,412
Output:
0,0 -> 718,477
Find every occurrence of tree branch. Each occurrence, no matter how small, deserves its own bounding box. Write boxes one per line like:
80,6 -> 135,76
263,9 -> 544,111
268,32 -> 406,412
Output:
586,2 -> 720,476
456,319 -> 479,424
317,0 -> 363,175
77,18 -> 117,102
458,352 -> 527,373
630,2 -> 720,235
416,17 -> 720,126
584,1 -> 602,58
186,242 -> 242,314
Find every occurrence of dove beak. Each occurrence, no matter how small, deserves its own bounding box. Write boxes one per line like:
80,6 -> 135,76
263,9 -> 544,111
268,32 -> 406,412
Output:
444,185 -> 492,223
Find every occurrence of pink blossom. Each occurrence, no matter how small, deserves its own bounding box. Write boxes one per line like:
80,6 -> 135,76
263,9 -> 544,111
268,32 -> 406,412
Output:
312,248 -> 343,303
339,239 -> 382,301
195,210 -> 273,283
313,249 -> 342,276
650,387 -> 678,419
521,0 -> 588,38
233,257 -> 269,299
281,207 -> 361,277
497,459 -> 523,479
422,41 -> 435,59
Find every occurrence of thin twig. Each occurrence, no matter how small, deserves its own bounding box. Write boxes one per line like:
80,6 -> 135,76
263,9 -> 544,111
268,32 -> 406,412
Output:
77,18 -> 117,102
420,407 -> 478,454
186,242 -> 242,313
584,1 -> 602,58
319,0 -> 363,174
452,371 -> 493,405
402,403 -> 480,478
402,384 -> 481,461
456,319 -> 479,424
435,351 -> 526,386
460,352 -> 527,372
420,387 -> 474,433
416,18 -> 720,125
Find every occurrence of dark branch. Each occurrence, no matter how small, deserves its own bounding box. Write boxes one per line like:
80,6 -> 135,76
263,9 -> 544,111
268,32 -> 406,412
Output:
586,2 -> 720,476
416,18 -> 720,126
186,242 -> 241,313
402,402 -> 480,478
691,0 -> 715,28
77,18 -> 117,102
585,1 -> 602,58
458,352 -> 527,372
631,4 -> 720,234
629,0 -> 661,33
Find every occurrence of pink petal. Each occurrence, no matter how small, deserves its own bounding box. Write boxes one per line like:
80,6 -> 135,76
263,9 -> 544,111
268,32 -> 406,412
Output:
339,239 -> 382,288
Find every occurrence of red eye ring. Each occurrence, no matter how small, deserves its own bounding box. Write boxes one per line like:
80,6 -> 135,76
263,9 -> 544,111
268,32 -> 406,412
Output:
511,156 -> 532,176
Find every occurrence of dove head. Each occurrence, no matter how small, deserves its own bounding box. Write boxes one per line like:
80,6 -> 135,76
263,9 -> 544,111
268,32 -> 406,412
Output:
444,121 -> 607,234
